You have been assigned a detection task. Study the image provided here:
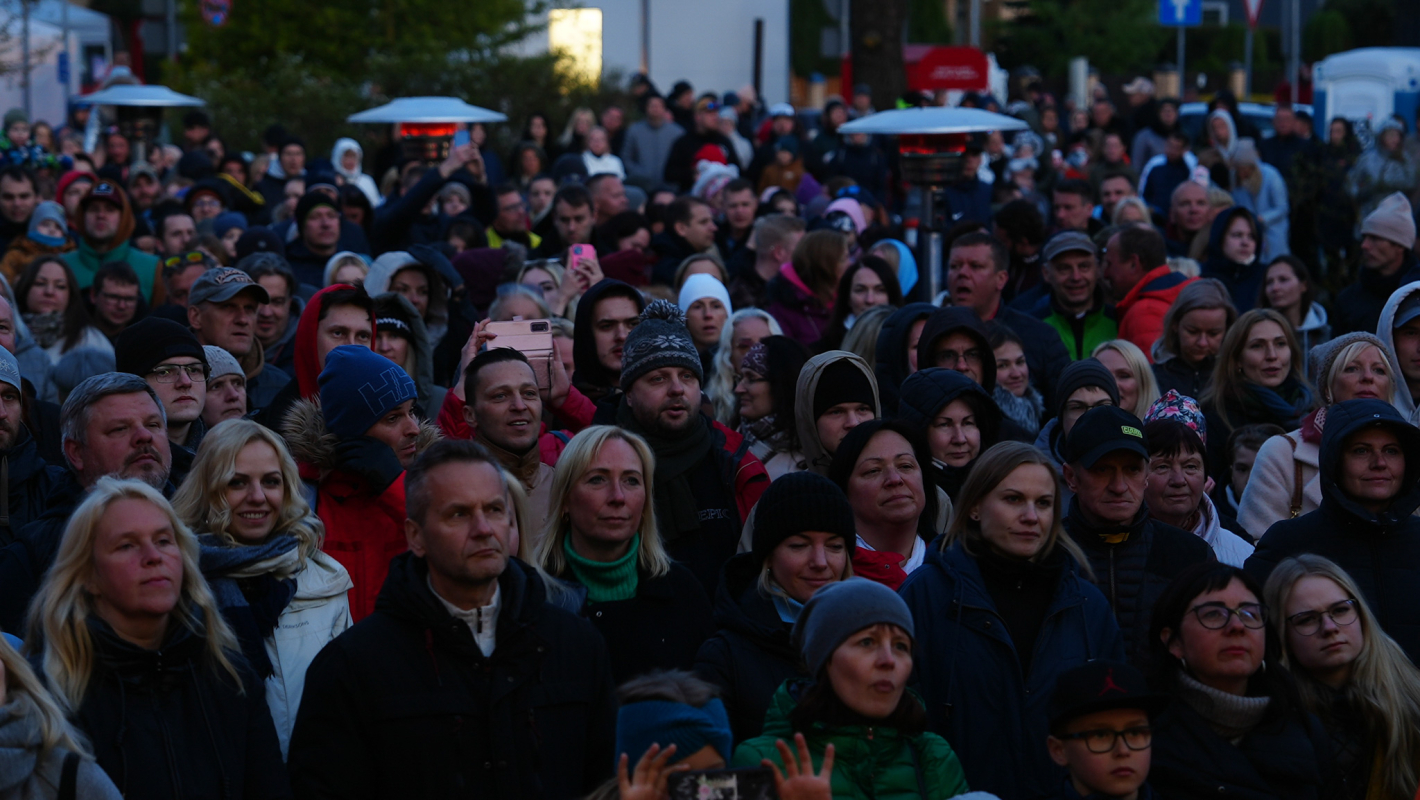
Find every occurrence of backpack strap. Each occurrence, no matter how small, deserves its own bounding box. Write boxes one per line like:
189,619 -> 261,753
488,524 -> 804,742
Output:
1285,436 -> 1304,518
59,751 -> 79,800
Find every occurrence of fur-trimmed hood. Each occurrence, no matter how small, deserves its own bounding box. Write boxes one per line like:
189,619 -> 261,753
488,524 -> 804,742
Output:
282,397 -> 441,477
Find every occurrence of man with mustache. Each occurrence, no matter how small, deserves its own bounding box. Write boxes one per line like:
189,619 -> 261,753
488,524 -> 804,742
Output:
0,372 -> 174,633
115,317 -> 209,486
613,300 -> 768,596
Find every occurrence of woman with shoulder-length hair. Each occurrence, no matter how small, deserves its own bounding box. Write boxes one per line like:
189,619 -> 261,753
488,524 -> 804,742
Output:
0,635 -> 122,799
1092,338 -> 1161,420
815,254 -> 903,354
899,440 -> 1122,798
1201,307 -> 1314,479
1263,554 -> 1420,800
1151,277 -> 1237,400
14,253 -> 110,371
171,418 -> 353,757
766,229 -> 848,348
27,478 -> 291,798
534,425 -> 714,684
1147,562 -> 1335,799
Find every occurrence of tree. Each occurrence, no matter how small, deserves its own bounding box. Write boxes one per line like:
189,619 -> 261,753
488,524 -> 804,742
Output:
993,0 -> 1168,77
851,0 -> 907,105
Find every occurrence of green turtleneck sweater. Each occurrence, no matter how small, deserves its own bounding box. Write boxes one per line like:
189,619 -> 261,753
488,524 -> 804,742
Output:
563,534 -> 640,602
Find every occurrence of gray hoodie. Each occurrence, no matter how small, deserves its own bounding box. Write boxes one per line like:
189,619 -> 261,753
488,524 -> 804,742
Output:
364,251 -> 450,350
1374,280 -> 1420,425
793,351 -> 881,475
0,703 -> 121,800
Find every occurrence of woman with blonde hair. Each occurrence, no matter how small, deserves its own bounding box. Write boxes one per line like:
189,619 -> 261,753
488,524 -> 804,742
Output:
172,418 -> 353,757
27,478 -> 289,797
557,107 -> 597,155
1263,554 -> 1420,800
1200,307 -> 1313,478
0,636 -> 121,798
707,308 -> 782,423
533,426 -> 713,683
1092,338 -> 1161,420
901,441 -> 1122,798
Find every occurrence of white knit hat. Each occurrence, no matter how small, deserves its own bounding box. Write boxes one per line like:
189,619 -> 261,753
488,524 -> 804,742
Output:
1361,192 -> 1417,250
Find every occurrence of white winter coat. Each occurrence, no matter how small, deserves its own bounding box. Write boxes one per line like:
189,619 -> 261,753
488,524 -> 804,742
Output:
1237,429 -> 1318,542
1191,493 -> 1255,567
266,550 -> 353,757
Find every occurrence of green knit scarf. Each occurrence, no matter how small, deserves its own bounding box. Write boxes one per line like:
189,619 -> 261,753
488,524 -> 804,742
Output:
563,534 -> 640,602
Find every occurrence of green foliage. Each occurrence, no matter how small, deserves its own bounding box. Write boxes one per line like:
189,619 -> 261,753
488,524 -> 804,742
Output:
909,0 -> 954,44
1304,9 -> 1351,62
168,0 -> 622,157
993,0 -> 1168,77
791,0 -> 841,77
1179,23 -> 1278,76
1301,0 -> 1392,60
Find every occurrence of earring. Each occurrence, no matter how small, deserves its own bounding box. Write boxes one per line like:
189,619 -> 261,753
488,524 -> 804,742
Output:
1260,659 -> 1267,673
1180,656 -> 1187,671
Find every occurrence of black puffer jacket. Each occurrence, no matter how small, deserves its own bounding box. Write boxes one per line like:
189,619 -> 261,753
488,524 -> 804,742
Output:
1246,398 -> 1420,664
1152,355 -> 1214,401
874,303 -> 938,418
551,561 -> 714,685
896,368 -> 1002,502
71,613 -> 291,800
1151,689 -> 1334,800
1065,500 -> 1216,665
694,553 -> 804,742
0,425 -> 68,548
288,553 -> 616,800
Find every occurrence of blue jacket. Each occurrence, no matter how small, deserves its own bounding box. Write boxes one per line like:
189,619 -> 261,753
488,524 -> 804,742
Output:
898,541 -> 1124,799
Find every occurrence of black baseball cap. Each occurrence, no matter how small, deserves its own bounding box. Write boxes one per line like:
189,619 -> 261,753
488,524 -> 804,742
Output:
1049,660 -> 1169,732
1064,405 -> 1148,468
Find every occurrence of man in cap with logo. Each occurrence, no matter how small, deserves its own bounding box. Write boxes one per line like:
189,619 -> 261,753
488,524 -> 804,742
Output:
62,180 -> 161,301
187,266 -> 290,412
1061,405 -> 1215,663
1030,231 -> 1118,360
1045,660 -> 1168,800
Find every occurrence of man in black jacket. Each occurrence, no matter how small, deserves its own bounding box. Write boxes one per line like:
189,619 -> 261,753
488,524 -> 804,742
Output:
288,439 -> 616,800
1062,405 -> 1215,664
1246,398 -> 1420,664
0,346 -> 65,547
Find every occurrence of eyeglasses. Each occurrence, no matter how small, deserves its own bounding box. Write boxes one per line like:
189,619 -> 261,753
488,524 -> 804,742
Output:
1189,602 -> 1267,630
1287,599 -> 1357,636
935,348 -> 983,367
1058,726 -> 1152,754
97,291 -> 138,306
1065,399 -> 1115,415
148,363 -> 208,383
191,196 -> 223,210
163,251 -> 210,272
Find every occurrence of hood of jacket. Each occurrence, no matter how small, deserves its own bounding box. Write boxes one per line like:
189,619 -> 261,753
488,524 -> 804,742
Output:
375,549 -> 547,646
572,279 -> 646,394
874,302 -> 936,415
363,249 -> 451,346
1208,109 -> 1239,159
0,703 -> 46,793
283,396 -> 441,476
75,187 -> 136,253
331,138 -> 364,183
711,552 -> 797,659
795,350 -> 880,474
291,284 -> 379,401
372,291 -> 436,414
1318,398 -> 1420,525
897,367 -> 1002,447
1204,206 -> 1260,269
1377,280 -> 1420,419
293,550 -> 355,605
322,250 -> 368,287
915,306 -> 996,391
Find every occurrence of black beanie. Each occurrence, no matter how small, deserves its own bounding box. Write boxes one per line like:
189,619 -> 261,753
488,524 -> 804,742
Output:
752,471 -> 857,567
294,190 -> 338,228
813,358 -> 876,419
115,317 -> 208,378
1053,358 -> 1120,420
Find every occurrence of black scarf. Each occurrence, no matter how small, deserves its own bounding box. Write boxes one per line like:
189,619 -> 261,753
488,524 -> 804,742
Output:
617,399 -> 712,541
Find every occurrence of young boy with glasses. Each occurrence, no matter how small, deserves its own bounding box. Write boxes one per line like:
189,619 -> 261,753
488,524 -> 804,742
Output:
1046,660 -> 1168,800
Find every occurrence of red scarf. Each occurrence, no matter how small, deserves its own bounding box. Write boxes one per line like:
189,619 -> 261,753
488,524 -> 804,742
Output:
852,549 -> 909,591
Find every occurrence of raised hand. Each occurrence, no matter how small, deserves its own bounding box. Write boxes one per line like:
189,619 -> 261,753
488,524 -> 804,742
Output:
765,734 -> 833,800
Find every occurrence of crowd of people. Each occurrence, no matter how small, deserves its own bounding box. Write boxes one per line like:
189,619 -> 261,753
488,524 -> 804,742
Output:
0,69 -> 1417,800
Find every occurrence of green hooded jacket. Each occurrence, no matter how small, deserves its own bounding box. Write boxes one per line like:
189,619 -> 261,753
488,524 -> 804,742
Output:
732,682 -> 970,800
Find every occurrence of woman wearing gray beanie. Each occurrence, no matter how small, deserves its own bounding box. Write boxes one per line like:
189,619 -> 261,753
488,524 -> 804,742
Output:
731,578 -> 971,798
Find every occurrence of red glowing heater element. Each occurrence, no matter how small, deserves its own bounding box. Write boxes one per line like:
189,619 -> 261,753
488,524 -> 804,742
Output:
398,123 -> 458,139
896,133 -> 969,157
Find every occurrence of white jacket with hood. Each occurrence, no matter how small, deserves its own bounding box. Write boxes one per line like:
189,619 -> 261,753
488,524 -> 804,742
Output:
364,251 -> 451,349
332,138 -> 381,206
266,550 -> 353,757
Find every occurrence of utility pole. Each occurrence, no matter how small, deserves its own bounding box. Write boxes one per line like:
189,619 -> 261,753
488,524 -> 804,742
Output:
21,0 -> 30,119
970,0 -> 981,47
639,0 -> 649,75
